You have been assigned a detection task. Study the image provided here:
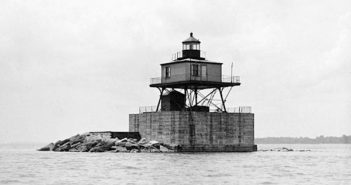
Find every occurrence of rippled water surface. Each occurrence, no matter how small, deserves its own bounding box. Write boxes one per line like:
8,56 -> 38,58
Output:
0,144 -> 350,185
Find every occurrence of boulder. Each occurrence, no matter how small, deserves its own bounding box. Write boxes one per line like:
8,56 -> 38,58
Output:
70,142 -> 82,149
130,148 -> 140,153
119,138 -> 128,142
150,147 -> 161,153
83,141 -> 99,150
98,141 -> 115,151
138,138 -> 148,145
69,135 -> 85,145
76,145 -> 89,152
116,141 -> 126,147
160,145 -> 173,152
139,142 -> 151,148
86,140 -> 116,152
69,148 -> 79,152
103,140 -> 115,148
140,145 -> 161,153
126,139 -> 137,144
160,143 -> 175,150
38,143 -> 55,151
89,146 -> 107,152
149,141 -> 160,149
112,146 -> 128,152
59,138 -> 70,146
56,142 -> 71,152
149,140 -> 159,145
125,142 -> 140,151
52,140 -> 66,151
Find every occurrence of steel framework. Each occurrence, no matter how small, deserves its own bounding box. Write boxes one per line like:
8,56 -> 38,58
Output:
155,86 -> 234,112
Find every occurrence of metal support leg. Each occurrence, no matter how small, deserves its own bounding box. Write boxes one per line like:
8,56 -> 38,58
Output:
219,87 -> 227,112
184,87 -> 188,109
195,88 -> 198,106
156,87 -> 164,112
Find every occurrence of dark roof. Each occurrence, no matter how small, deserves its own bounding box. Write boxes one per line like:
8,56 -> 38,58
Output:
161,58 -> 222,66
182,32 -> 201,43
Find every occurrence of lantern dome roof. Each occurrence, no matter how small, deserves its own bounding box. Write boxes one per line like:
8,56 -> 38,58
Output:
182,32 -> 201,43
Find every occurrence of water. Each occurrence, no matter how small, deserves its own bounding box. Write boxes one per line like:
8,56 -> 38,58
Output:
0,144 -> 350,185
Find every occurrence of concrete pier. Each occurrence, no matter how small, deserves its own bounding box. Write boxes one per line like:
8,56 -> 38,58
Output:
129,111 -> 257,152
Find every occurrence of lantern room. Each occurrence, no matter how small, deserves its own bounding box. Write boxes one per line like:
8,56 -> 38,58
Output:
180,32 -> 204,60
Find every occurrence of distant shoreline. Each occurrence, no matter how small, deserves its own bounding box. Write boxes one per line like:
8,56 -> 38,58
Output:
256,135 -> 351,144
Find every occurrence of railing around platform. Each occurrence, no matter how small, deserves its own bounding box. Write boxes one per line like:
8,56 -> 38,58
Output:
222,75 -> 240,83
138,106 -> 252,114
210,106 -> 252,113
139,106 -> 157,114
226,106 -> 252,113
150,77 -> 161,85
150,75 -> 240,85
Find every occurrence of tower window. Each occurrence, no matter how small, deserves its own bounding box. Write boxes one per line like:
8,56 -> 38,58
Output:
191,64 -> 199,76
165,67 -> 171,78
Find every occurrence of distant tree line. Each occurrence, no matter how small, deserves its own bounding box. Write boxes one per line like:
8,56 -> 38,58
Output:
256,135 -> 351,144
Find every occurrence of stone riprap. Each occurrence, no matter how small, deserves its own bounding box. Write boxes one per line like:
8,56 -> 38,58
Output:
38,133 -> 175,153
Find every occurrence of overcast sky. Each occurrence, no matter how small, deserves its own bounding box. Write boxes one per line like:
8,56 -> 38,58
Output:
0,0 -> 350,143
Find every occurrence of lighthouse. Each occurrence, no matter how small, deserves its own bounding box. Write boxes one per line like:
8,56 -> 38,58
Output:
129,33 -> 257,152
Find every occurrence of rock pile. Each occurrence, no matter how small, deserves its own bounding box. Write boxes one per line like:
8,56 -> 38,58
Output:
38,133 -> 175,153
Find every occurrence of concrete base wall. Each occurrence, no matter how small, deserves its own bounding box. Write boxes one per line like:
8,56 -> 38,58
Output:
129,111 -> 256,152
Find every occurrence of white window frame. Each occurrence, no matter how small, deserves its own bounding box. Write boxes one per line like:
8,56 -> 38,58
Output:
191,64 -> 199,77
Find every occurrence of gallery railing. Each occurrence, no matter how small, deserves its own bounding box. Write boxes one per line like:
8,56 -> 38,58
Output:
150,77 -> 161,85
224,106 -> 252,113
139,106 -> 157,114
139,106 -> 252,114
222,75 -> 240,83
150,75 -> 240,85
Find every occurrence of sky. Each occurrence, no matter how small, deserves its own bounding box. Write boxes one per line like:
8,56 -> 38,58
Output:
0,0 -> 350,143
